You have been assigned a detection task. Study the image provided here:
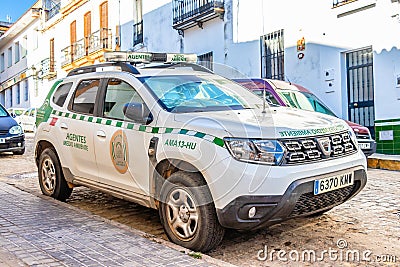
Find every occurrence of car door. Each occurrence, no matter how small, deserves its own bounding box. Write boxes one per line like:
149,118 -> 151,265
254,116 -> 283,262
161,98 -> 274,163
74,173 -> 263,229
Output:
93,76 -> 151,196
59,78 -> 101,182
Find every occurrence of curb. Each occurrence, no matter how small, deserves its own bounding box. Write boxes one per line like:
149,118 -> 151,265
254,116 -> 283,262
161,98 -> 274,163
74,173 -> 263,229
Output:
11,184 -> 237,267
367,157 -> 400,171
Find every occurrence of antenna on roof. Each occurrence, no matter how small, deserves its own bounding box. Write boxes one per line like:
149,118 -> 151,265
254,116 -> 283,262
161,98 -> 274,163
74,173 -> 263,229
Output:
262,79 -> 267,113
6,15 -> 11,23
285,75 -> 292,85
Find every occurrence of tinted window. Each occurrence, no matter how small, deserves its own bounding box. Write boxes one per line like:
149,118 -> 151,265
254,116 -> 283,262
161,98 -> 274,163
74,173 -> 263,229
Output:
0,105 -> 8,117
278,90 -> 336,117
139,75 -> 251,113
103,79 -> 144,121
253,90 -> 281,106
71,79 -> 100,114
53,83 -> 73,107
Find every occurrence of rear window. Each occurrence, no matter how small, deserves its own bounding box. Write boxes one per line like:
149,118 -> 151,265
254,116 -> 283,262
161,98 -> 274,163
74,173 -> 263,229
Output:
53,83 -> 73,107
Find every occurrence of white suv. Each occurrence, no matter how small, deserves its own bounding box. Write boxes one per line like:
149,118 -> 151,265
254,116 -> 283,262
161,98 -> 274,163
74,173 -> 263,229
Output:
35,52 -> 367,252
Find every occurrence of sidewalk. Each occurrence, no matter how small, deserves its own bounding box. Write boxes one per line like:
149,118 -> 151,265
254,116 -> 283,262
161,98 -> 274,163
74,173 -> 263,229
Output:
367,153 -> 400,171
0,182 -> 233,267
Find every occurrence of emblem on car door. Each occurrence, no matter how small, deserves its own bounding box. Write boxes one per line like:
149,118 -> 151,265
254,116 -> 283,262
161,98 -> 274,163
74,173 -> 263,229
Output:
110,130 -> 129,174
317,137 -> 332,156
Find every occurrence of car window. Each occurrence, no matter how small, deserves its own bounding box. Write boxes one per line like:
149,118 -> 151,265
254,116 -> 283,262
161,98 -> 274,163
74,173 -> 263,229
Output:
103,78 -> 144,121
252,90 -> 281,106
71,79 -> 100,114
0,105 -> 8,117
278,90 -> 336,117
139,75 -> 254,113
53,83 -> 73,107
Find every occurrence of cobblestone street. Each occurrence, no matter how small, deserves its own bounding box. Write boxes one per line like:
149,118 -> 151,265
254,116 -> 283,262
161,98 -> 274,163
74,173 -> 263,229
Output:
0,134 -> 399,266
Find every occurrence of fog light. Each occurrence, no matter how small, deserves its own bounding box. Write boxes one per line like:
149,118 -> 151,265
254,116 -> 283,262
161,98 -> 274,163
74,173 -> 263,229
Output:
248,207 -> 257,218
18,143 -> 21,147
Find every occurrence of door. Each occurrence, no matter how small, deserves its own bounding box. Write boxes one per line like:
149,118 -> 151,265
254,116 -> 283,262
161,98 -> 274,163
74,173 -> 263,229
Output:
84,12 -> 91,55
61,79 -> 101,181
346,47 -> 375,137
94,77 -> 151,195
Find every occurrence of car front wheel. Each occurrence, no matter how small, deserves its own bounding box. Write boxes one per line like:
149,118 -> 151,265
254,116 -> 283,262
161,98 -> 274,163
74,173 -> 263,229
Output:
38,148 -> 72,201
159,171 -> 225,252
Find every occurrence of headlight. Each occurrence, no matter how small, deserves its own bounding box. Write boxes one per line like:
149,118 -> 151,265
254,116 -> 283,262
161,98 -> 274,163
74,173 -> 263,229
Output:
224,138 -> 285,165
348,129 -> 358,148
9,125 -> 23,135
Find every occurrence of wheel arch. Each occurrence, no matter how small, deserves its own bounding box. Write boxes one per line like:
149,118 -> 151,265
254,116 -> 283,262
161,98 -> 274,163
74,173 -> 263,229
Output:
152,158 -> 211,209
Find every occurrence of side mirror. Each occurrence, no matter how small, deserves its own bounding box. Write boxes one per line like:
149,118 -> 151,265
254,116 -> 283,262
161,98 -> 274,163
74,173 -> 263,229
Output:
10,113 -> 16,118
123,102 -> 153,124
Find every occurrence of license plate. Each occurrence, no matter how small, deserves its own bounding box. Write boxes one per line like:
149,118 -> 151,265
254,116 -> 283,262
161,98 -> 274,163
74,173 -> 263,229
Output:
314,172 -> 354,195
359,143 -> 370,149
0,138 -> 4,144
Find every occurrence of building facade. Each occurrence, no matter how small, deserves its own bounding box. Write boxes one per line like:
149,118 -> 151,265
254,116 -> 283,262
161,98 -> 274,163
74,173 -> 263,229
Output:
132,0 -> 400,155
0,0 -> 140,108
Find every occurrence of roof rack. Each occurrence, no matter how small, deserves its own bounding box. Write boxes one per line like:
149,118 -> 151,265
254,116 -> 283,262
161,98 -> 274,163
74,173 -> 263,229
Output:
140,62 -> 213,73
67,62 -> 140,77
66,52 -> 210,77
104,51 -> 198,64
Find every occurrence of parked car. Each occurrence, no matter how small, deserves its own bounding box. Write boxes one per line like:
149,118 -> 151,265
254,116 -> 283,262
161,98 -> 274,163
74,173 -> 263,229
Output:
235,78 -> 376,156
0,103 -> 25,155
7,107 -> 26,118
18,107 -> 37,132
35,52 -> 367,252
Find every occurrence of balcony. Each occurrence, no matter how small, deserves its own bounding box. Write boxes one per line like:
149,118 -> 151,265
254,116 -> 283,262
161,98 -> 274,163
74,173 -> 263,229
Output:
133,20 -> 143,46
39,58 -> 56,79
45,2 -> 61,21
332,0 -> 357,8
61,28 -> 112,70
88,28 -> 112,54
172,0 -> 224,32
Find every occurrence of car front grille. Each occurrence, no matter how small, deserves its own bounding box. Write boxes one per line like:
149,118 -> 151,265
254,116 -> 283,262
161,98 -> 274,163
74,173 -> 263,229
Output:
0,130 -> 8,136
280,131 -> 357,165
289,182 -> 359,217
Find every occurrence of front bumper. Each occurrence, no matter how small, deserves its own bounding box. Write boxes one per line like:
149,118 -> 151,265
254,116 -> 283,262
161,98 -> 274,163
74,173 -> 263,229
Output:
0,134 -> 25,153
216,168 -> 367,230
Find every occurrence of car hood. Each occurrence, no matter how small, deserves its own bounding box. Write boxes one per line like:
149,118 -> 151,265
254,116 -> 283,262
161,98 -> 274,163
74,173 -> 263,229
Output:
0,116 -> 17,131
172,106 -> 349,139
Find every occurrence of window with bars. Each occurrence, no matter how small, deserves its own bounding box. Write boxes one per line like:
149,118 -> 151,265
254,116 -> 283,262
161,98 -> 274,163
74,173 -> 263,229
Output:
260,29 -> 284,81
198,51 -> 213,71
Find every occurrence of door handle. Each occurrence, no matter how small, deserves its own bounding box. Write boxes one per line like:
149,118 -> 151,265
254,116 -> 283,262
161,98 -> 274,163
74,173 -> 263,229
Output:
96,130 -> 106,138
60,123 -> 68,130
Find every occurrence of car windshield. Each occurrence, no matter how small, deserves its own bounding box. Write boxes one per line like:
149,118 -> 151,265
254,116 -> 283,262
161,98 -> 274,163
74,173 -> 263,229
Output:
0,105 -> 8,117
139,75 -> 262,113
278,90 -> 336,117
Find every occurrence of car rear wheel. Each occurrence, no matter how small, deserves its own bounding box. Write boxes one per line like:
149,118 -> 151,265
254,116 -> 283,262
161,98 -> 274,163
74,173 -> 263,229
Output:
159,171 -> 225,252
38,148 -> 72,201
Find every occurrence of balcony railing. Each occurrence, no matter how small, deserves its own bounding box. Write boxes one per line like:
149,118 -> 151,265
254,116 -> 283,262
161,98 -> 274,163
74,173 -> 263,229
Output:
61,29 -> 112,67
333,0 -> 357,8
133,20 -> 143,46
73,38 -> 86,61
61,46 -> 72,67
40,58 -> 56,78
45,2 -> 61,21
88,28 -> 112,54
172,0 -> 224,31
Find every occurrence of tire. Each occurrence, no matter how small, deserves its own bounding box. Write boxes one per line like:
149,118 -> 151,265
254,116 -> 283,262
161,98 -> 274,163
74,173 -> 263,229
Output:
13,147 -> 25,155
159,171 -> 225,252
38,148 -> 72,201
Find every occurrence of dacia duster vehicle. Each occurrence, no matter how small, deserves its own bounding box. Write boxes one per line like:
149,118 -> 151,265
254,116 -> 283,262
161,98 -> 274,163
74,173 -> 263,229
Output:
35,52 -> 367,252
